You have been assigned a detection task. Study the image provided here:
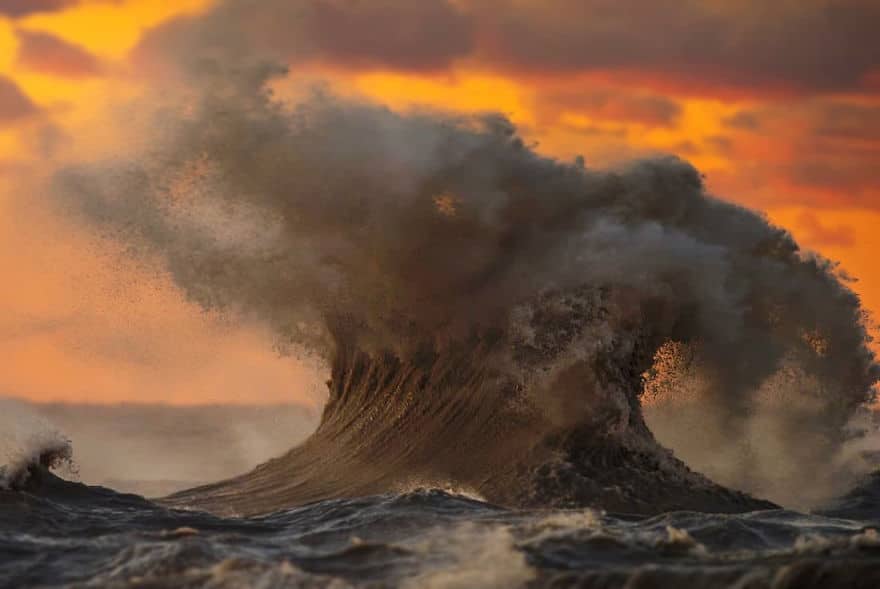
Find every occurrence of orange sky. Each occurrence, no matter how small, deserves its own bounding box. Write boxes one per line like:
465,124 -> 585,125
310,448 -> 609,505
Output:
0,0 -> 878,405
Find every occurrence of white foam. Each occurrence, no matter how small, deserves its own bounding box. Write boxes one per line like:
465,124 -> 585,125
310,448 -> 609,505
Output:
0,398 -> 75,489
405,523 -> 535,589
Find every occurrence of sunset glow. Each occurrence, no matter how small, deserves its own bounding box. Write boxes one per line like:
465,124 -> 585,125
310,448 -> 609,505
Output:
1,0 -> 878,405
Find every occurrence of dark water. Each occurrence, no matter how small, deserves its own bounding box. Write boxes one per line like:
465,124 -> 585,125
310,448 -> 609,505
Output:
3,469 -> 880,588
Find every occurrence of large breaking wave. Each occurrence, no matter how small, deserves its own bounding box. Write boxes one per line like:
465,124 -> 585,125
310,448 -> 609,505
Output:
53,59 -> 879,515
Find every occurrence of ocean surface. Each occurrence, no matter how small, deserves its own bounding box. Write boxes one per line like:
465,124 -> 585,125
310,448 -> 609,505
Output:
3,467 -> 880,588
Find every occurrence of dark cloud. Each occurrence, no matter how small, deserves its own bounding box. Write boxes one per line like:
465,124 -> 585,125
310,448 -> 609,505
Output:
16,30 -> 102,78
790,158 -> 880,193
540,88 -> 682,127
303,0 -> 474,70
471,0 -> 880,94
0,76 -> 39,123
708,100 -> 880,208
133,0 -> 880,95
812,102 -> 880,142
0,0 -> 79,17
785,101 -> 880,196
673,140 -> 699,157
566,124 -> 628,139
723,111 -> 761,131
135,0 -> 473,74
706,135 -> 733,154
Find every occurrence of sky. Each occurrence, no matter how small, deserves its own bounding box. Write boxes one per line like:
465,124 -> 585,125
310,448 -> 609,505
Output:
0,0 -> 878,406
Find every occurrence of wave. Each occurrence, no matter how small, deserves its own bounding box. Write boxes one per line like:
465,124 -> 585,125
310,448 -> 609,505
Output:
164,292 -> 776,516
0,437 -> 73,492
51,57 -> 879,515
0,400 -> 75,491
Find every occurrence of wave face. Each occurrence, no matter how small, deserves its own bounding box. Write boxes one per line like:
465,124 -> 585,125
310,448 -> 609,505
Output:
55,63 -> 878,515
164,288 -> 774,515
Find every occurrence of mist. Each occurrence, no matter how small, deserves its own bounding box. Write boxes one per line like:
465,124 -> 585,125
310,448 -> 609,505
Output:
0,397 -> 319,496
34,0 -> 880,509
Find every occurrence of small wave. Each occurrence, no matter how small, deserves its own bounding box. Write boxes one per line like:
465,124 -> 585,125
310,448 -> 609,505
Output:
0,440 -> 74,491
0,400 -> 76,491
392,482 -> 489,504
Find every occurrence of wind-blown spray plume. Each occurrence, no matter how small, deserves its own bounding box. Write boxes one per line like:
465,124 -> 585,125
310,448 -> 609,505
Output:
52,45 -> 878,513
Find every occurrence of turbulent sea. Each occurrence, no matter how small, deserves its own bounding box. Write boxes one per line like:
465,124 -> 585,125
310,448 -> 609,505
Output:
9,31 -> 880,587
4,467 -> 880,588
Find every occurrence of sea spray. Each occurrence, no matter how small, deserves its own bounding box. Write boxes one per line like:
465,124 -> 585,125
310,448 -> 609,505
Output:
0,399 -> 75,489
47,0 -> 879,514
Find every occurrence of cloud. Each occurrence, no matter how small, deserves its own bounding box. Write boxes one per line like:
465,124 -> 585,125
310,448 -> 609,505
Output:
471,0 -> 880,94
705,135 -> 733,154
708,99 -> 880,209
16,30 -> 102,78
564,123 -> 628,139
0,76 -> 39,123
0,0 -> 79,17
538,87 -> 682,127
135,0 -> 473,74
300,0 -> 474,70
723,111 -> 761,131
812,102 -> 880,142
788,102 -> 880,195
673,140 -> 699,157
790,158 -> 880,194
132,0 -> 880,97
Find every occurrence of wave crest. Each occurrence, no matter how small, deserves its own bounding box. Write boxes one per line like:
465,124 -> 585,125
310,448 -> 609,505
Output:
0,400 -> 75,490
53,63 -> 879,514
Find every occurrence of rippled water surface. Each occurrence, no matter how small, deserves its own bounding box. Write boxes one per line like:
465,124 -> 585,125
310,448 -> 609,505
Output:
3,471 -> 880,588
